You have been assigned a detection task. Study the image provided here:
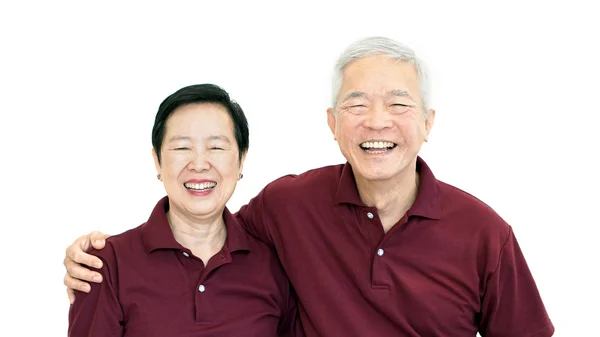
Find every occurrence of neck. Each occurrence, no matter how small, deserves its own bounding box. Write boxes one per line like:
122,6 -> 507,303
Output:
167,208 -> 227,265
354,161 -> 420,233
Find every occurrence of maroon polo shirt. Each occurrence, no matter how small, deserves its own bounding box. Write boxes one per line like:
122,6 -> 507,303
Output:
68,197 -> 302,337
237,157 -> 554,337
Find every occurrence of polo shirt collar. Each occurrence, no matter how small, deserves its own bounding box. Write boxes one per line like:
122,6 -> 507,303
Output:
142,196 -> 251,254
334,156 -> 441,219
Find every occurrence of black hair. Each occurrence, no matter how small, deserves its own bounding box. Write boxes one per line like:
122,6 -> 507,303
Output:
152,84 -> 249,163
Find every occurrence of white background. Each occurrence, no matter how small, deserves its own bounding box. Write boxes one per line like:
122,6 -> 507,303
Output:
1,1 -> 598,336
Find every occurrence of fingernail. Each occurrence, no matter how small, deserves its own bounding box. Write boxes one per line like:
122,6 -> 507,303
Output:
92,275 -> 101,282
94,262 -> 102,269
95,240 -> 102,246
82,285 -> 90,292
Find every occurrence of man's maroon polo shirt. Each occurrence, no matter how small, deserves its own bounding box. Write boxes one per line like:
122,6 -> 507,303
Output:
237,157 -> 554,337
69,197 -> 302,337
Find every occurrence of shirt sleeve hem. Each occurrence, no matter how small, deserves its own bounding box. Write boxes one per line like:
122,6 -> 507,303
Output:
529,324 -> 555,337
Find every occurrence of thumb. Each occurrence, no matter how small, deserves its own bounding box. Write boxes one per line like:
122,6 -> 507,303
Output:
90,231 -> 111,250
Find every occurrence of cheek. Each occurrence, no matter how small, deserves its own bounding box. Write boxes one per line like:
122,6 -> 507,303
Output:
163,156 -> 189,177
338,118 -> 361,141
399,119 -> 424,140
211,153 -> 240,178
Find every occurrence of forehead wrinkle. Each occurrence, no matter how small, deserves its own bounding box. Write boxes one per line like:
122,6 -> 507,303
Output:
206,135 -> 231,143
168,135 -> 192,142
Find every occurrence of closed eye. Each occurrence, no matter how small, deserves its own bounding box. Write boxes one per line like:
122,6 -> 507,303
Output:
174,147 -> 190,150
345,105 -> 368,115
211,147 -> 225,150
390,103 -> 413,114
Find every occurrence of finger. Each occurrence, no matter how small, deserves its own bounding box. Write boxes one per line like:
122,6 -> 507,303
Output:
90,231 -> 109,249
90,231 -> 110,249
66,244 -> 103,269
90,231 -> 111,241
66,234 -> 92,259
65,272 -> 91,292
64,272 -> 96,294
66,277 -> 92,294
65,258 -> 103,283
67,288 -> 75,304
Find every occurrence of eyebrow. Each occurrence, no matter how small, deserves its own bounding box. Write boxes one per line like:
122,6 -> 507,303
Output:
341,89 -> 414,103
387,89 -> 412,99
341,91 -> 367,103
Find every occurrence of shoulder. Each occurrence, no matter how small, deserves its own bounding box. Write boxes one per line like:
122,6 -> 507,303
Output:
89,225 -> 145,268
263,164 -> 344,201
434,181 -> 522,280
437,180 -> 511,241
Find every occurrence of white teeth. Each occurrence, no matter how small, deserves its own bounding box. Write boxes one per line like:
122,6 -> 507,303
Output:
360,141 -> 395,149
184,182 -> 217,190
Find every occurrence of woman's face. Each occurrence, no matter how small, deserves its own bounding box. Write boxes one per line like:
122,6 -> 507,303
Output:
153,103 -> 245,221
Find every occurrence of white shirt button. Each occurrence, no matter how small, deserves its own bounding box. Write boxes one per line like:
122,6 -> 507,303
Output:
377,249 -> 384,256
198,285 -> 206,292
182,252 -> 189,257
367,212 -> 374,219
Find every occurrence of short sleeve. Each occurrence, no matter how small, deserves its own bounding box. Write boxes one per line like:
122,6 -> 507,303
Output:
68,243 -> 124,337
479,227 -> 554,337
235,183 -> 276,246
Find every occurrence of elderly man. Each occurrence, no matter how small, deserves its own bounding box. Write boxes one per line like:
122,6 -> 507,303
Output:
63,36 -> 554,336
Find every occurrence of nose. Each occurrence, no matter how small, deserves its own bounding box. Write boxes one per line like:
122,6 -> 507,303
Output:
187,149 -> 211,172
363,104 -> 393,130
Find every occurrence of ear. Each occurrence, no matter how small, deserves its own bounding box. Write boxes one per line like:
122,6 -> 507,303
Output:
327,108 -> 337,139
152,148 -> 162,175
424,109 -> 436,142
238,151 -> 247,173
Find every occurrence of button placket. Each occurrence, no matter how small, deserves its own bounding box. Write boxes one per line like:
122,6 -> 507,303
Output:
193,251 -> 233,324
371,247 -> 388,288
195,277 -> 212,323
372,225 -> 388,289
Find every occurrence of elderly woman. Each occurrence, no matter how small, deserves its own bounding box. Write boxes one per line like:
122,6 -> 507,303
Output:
68,84 -> 301,337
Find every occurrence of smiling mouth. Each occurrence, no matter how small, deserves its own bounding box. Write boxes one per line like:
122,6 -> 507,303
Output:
183,182 -> 217,192
359,141 -> 397,154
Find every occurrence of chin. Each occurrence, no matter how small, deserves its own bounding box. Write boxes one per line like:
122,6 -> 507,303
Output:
355,168 -> 397,182
191,208 -> 220,218
184,201 -> 219,216
354,160 -> 412,181
363,173 -> 397,182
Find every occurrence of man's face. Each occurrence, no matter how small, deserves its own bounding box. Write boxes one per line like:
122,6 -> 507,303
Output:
328,55 -> 435,183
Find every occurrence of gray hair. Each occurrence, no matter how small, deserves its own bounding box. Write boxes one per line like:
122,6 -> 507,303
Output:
331,36 -> 430,115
